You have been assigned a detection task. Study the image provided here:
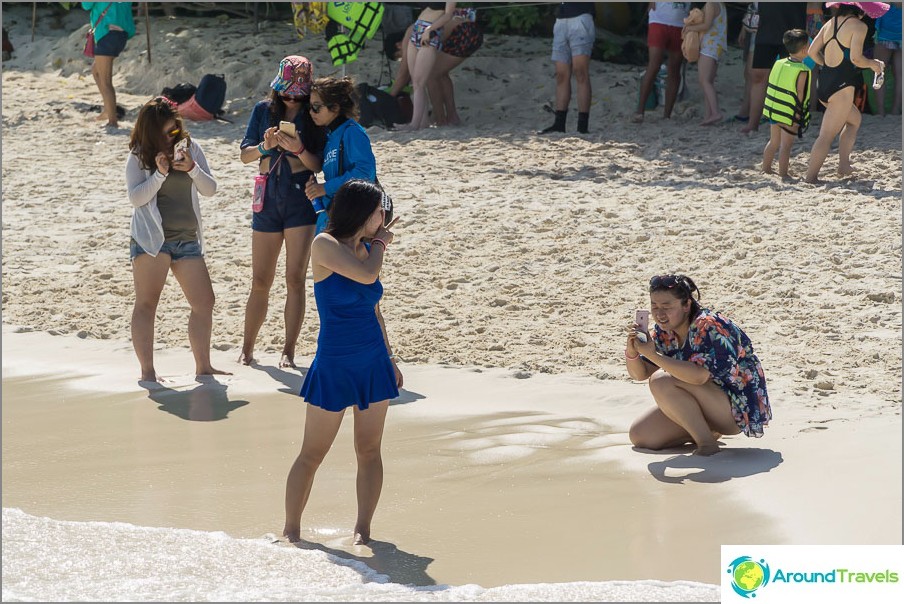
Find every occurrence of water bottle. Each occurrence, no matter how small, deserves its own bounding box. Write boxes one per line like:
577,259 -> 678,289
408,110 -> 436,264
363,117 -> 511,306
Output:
655,64 -> 667,107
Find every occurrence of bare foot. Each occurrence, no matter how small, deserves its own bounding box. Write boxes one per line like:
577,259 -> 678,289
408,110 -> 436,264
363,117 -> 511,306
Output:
763,164 -> 773,174
693,443 -> 721,456
353,530 -> 370,545
139,371 -> 166,385
700,113 -> 723,126
238,352 -> 255,365
739,124 -> 757,135
283,527 -> 301,543
837,167 -> 855,178
630,112 -> 644,124
197,366 -> 232,376
804,175 -> 820,184
279,354 -> 297,369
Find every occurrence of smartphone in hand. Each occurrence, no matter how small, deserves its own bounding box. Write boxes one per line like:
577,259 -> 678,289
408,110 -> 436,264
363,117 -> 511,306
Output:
279,120 -> 297,136
173,137 -> 189,162
635,309 -> 650,343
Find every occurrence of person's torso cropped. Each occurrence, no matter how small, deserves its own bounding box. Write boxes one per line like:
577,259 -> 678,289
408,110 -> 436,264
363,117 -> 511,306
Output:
313,270 -> 385,355
557,2 -> 595,19
155,170 -> 197,242
648,2 -> 690,27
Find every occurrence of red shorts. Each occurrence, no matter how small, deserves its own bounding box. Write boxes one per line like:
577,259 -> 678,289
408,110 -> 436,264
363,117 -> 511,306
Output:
647,22 -> 683,54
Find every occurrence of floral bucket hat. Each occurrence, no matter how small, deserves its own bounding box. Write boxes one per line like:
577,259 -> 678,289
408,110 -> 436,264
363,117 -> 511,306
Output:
824,2 -> 890,19
270,55 -> 313,96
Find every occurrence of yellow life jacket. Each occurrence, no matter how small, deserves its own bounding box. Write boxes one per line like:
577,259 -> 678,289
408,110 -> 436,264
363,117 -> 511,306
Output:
293,2 -> 329,39
326,2 -> 384,66
764,58 -> 811,137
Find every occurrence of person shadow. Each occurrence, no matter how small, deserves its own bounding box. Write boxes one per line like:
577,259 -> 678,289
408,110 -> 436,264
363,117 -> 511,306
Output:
290,538 -> 437,587
141,375 -> 250,421
644,447 -> 784,484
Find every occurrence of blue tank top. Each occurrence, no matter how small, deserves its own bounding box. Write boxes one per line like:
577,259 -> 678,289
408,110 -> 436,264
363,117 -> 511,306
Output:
312,270 -> 385,357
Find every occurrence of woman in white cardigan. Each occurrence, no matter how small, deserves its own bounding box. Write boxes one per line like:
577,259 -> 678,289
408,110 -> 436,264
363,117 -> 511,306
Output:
126,97 -> 229,382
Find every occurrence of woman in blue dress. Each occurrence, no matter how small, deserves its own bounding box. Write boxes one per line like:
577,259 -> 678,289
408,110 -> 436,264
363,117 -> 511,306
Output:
283,180 -> 401,546
624,274 -> 772,456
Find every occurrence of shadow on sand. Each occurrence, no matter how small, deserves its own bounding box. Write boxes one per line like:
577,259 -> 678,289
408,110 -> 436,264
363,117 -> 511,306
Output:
642,447 -> 784,484
291,538 -> 437,587
141,375 -> 250,421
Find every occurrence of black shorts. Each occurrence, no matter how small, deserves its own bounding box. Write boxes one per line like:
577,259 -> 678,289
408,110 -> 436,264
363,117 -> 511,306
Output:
752,42 -> 788,70
252,170 -> 317,232
94,30 -> 128,57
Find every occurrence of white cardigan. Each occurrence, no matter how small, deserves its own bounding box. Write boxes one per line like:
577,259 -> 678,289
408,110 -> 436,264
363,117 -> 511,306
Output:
125,140 -> 217,257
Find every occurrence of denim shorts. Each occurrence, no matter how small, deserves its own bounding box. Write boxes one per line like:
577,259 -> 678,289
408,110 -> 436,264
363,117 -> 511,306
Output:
252,170 -> 317,233
94,30 -> 128,57
551,13 -> 595,63
130,238 -> 203,261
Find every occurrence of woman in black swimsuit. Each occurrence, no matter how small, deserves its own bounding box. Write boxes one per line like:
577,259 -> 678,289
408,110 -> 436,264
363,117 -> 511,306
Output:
805,2 -> 887,183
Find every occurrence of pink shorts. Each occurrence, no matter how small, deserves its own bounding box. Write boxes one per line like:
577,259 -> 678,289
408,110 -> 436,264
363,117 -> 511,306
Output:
647,23 -> 682,54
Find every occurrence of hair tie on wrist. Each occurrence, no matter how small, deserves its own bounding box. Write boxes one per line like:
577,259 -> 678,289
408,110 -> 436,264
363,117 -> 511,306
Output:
624,350 -> 639,360
371,238 -> 387,250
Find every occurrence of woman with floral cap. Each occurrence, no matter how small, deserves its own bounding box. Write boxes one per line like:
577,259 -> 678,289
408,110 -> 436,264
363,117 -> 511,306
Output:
624,274 -> 771,456
238,55 -> 328,368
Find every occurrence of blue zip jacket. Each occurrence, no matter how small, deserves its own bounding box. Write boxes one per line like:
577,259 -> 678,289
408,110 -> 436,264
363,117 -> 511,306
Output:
319,118 -> 376,211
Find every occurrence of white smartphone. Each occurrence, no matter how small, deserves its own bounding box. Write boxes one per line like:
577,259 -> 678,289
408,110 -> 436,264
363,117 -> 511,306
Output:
635,309 -> 650,343
279,120 -> 296,136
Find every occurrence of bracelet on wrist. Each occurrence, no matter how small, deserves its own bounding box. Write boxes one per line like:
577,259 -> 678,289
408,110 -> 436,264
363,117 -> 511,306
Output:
371,238 -> 387,250
257,142 -> 270,156
624,349 -> 639,360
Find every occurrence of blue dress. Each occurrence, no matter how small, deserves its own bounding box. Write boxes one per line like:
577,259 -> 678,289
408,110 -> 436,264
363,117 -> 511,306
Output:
299,267 -> 399,412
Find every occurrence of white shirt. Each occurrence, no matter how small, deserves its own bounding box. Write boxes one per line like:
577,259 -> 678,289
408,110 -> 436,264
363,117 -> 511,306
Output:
649,2 -> 690,28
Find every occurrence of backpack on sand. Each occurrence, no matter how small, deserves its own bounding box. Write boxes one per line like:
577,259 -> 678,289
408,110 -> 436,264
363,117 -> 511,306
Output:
177,74 -> 229,122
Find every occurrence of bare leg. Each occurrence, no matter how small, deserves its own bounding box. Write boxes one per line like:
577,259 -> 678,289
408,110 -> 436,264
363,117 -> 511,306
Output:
805,87 -> 855,182
663,51 -> 684,119
778,128 -> 798,178
554,60 -> 573,112
836,104 -> 861,176
431,52 -> 466,126
131,252 -> 172,382
635,46 -> 666,119
171,257 -> 229,376
741,67 -> 770,133
91,54 -> 117,127
352,400 -> 389,545
762,126 -> 780,173
572,54 -> 591,113
629,406 -> 694,450
698,55 -> 722,125
646,373 -> 739,455
738,47 -> 753,118
406,44 -> 440,130
239,231 -> 283,365
426,72 -> 447,125
283,405 -> 345,542
280,225 -> 315,368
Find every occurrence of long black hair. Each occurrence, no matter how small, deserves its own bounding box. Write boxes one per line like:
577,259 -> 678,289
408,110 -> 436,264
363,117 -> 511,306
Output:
649,274 -> 702,320
267,90 -> 327,155
325,180 -> 384,240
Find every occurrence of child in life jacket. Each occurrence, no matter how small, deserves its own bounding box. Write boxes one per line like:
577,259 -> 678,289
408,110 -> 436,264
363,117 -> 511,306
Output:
762,29 -> 812,178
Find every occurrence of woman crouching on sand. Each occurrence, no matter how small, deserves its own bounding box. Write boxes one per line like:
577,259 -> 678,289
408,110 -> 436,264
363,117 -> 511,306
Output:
283,180 -> 401,545
625,274 -> 771,456
126,97 -> 228,382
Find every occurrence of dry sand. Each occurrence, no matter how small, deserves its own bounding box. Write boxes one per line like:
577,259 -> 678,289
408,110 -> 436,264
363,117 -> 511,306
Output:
1,2 -> 902,592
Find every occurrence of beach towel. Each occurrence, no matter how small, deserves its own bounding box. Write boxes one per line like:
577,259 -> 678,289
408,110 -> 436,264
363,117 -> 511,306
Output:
681,8 -> 704,63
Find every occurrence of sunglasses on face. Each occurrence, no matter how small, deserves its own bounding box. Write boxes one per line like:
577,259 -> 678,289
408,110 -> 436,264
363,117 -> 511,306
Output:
280,94 -> 304,103
165,127 -> 181,137
309,102 -> 330,114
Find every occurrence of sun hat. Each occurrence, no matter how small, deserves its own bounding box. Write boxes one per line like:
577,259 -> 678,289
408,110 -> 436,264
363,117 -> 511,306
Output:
824,2 -> 890,19
270,55 -> 313,96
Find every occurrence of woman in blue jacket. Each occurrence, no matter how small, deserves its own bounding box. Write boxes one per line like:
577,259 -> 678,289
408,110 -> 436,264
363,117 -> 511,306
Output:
303,76 -> 378,234
82,2 -> 135,128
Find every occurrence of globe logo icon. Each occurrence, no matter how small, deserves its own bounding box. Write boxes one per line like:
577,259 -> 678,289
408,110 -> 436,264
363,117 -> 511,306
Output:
727,556 -> 771,598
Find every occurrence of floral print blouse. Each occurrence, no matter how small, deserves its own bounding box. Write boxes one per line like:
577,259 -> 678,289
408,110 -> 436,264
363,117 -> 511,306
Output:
651,307 -> 772,437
